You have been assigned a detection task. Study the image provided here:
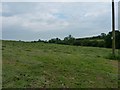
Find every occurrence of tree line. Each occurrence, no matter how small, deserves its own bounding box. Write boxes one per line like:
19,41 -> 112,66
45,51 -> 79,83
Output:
34,30 -> 120,49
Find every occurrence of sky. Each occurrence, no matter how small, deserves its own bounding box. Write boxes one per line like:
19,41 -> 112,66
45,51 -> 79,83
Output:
1,0 -> 119,41
118,2 -> 120,30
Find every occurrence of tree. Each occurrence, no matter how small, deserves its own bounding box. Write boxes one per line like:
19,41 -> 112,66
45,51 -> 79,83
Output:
48,38 -> 61,44
104,30 -> 120,49
63,35 -> 75,45
38,39 -> 41,42
100,33 -> 106,39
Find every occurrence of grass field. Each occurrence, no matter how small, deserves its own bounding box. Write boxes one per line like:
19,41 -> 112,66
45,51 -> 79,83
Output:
2,40 -> 118,88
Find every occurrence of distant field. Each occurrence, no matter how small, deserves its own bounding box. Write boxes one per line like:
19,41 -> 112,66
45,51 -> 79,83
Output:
2,40 -> 118,88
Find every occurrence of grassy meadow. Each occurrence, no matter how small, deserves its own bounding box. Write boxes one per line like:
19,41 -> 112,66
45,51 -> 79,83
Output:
2,40 -> 118,88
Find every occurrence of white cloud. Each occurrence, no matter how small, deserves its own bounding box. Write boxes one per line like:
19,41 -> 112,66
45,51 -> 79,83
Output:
1,0 -> 116,3
3,10 -> 69,32
2,2 -> 114,40
84,9 -> 110,17
0,4 -> 2,14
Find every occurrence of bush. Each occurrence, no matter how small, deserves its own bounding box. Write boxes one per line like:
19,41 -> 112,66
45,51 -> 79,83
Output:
104,30 -> 120,49
106,53 -> 120,60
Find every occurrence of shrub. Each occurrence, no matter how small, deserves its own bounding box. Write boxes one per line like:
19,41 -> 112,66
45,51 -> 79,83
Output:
106,53 -> 120,60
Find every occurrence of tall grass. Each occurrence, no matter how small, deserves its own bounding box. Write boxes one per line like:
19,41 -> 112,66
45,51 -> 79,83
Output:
106,49 -> 120,60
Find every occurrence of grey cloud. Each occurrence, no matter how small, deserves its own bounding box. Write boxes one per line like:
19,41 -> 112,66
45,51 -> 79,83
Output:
2,2 -> 115,41
118,1 -> 120,30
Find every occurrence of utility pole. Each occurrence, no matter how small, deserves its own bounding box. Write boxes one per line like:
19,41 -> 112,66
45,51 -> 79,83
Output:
112,0 -> 115,55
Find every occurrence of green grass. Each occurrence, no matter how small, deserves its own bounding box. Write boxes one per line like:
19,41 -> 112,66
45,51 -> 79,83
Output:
2,40 -> 118,88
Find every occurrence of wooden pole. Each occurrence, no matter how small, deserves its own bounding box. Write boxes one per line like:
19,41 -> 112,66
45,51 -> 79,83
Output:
112,0 -> 115,55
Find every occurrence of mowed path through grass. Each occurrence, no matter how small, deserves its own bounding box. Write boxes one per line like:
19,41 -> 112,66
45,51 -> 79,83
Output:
2,40 -> 118,88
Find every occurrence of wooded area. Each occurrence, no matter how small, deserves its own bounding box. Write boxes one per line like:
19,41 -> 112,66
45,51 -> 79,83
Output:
35,30 -> 120,49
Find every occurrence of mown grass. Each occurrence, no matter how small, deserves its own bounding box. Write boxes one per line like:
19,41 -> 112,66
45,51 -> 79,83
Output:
2,40 -> 118,88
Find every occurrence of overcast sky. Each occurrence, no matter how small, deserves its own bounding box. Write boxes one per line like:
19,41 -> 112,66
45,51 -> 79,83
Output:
1,1 -> 119,41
